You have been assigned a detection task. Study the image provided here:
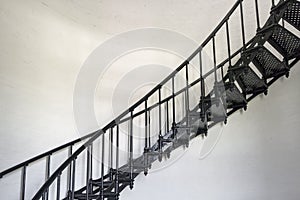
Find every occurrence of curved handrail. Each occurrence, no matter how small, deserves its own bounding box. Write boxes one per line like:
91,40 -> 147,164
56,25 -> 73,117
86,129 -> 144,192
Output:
32,0 -> 246,199
0,131 -> 96,178
0,0 -> 245,180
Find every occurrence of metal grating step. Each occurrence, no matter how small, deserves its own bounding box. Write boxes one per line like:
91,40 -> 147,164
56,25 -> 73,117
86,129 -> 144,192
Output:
234,66 -> 267,95
283,0 -> 300,31
252,46 -> 289,79
268,25 -> 300,60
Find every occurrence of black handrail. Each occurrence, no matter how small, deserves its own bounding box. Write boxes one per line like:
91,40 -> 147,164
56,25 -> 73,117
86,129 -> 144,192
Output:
0,131 -> 96,178
188,0 -> 243,60
32,1 -> 248,199
3,0 -> 288,199
32,130 -> 103,200
118,37 -> 254,124
0,0 -> 245,182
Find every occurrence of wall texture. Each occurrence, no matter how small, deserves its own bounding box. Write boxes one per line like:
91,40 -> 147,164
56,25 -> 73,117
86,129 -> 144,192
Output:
121,63 -> 300,200
0,0 -> 299,199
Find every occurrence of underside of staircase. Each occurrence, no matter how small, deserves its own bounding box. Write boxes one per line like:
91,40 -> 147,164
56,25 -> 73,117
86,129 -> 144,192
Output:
0,0 -> 299,199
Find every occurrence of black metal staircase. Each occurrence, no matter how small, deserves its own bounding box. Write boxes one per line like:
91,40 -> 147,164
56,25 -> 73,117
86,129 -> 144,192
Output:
0,0 -> 299,199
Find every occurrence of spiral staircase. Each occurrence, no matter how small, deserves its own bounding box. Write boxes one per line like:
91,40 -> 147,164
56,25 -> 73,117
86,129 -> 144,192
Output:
0,0 -> 299,199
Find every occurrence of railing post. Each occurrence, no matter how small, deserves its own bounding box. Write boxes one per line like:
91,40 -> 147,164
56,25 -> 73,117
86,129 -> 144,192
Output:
158,88 -> 163,154
71,159 -> 76,200
157,87 -> 164,162
67,146 -> 73,198
199,50 -> 206,122
129,111 -> 134,189
144,100 -> 148,151
212,37 -> 218,83
56,173 -> 61,200
148,109 -> 151,148
165,100 -> 169,132
226,20 -> 232,67
115,124 -> 120,198
101,132 -> 105,200
185,64 -> 190,135
109,127 -> 114,180
144,100 -> 149,176
239,0 -> 246,50
86,145 -> 90,199
225,19 -> 235,87
20,165 -> 27,200
254,0 -> 261,30
171,77 -> 176,139
43,155 -> 51,200
90,144 -> 93,182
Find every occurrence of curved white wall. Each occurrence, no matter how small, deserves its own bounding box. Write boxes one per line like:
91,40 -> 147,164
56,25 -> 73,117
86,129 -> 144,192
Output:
0,0 -> 299,199
121,63 -> 300,200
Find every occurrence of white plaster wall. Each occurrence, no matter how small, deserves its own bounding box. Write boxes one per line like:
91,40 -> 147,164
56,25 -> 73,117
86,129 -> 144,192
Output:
0,0 -> 299,199
121,63 -> 300,200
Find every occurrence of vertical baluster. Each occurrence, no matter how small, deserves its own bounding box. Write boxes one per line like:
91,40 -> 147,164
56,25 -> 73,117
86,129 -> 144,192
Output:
166,100 -> 169,132
101,132 -> 105,200
254,0 -> 261,30
67,146 -> 73,198
221,65 -> 224,79
144,100 -> 149,176
144,100 -> 148,151
71,159 -> 76,200
20,166 -> 27,200
86,145 -> 90,199
212,37 -> 218,83
226,20 -> 235,87
158,88 -> 164,162
185,64 -> 190,134
199,50 -> 206,122
158,88 -> 162,134
109,127 -> 114,180
115,124 -> 120,197
240,0 -> 246,50
90,144 -> 93,182
43,155 -> 51,200
158,88 -> 163,153
56,173 -> 61,200
129,111 -> 134,189
171,77 -> 176,138
148,109 -> 151,148
226,21 -> 232,67
109,128 -> 112,172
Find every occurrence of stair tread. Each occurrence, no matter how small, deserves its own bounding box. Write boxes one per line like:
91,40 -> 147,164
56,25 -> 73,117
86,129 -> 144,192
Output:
18,1 -> 300,200
252,46 -> 289,79
268,24 -> 300,59
283,0 -> 300,31
234,66 -> 267,95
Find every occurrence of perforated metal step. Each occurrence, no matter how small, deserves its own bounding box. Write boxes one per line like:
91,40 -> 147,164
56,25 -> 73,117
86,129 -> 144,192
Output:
252,46 -> 289,79
234,66 -> 267,95
283,0 -> 300,31
268,25 -> 300,60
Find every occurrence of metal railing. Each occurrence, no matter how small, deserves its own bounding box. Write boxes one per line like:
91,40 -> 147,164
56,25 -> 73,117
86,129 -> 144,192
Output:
0,0 -> 287,199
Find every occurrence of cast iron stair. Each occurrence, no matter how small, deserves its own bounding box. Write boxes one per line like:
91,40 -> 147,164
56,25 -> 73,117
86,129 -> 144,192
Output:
267,24 -> 300,60
0,0 -> 299,200
280,0 -> 300,31
252,46 -> 290,79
